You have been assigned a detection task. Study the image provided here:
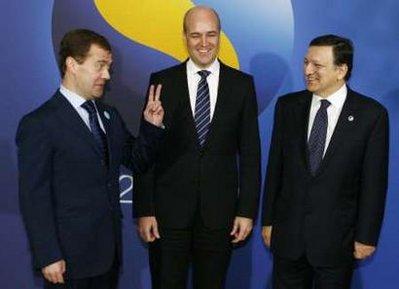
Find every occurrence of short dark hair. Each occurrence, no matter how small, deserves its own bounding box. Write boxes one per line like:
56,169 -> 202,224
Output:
183,6 -> 221,33
309,34 -> 354,81
58,29 -> 111,77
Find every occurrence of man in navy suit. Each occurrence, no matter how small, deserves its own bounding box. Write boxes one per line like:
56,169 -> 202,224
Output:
262,35 -> 389,289
16,29 -> 164,289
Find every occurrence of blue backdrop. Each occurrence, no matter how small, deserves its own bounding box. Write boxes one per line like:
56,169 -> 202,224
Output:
1,1 -> 398,289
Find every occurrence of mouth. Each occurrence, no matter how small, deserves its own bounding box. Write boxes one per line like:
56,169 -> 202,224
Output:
306,78 -> 318,85
197,48 -> 212,56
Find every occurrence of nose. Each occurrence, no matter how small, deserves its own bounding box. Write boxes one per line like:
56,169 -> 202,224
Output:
304,63 -> 314,76
102,68 -> 111,80
200,35 -> 207,47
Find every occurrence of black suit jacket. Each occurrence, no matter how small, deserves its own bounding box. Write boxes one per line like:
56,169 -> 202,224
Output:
134,61 -> 260,229
16,91 -> 163,278
262,88 -> 389,266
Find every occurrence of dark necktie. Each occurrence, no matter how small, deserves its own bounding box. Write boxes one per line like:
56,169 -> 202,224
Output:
81,101 -> 109,164
308,99 -> 331,175
195,70 -> 211,147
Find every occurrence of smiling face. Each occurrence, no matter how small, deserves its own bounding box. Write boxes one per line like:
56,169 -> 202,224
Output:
304,45 -> 347,97
66,44 -> 112,100
183,8 -> 220,69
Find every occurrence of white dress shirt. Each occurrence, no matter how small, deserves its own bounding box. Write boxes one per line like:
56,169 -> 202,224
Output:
186,59 -> 220,120
307,84 -> 347,156
60,85 -> 106,133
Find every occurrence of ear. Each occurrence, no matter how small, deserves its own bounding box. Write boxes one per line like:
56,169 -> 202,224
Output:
337,64 -> 348,81
65,56 -> 77,74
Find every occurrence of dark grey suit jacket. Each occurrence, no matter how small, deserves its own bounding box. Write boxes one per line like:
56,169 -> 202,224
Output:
262,88 -> 389,266
135,61 -> 261,229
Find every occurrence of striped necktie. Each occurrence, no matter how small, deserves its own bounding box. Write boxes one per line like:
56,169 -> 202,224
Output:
195,70 -> 211,147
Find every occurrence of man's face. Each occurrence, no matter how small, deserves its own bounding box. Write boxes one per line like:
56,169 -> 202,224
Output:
184,9 -> 220,68
72,44 -> 112,100
304,46 -> 346,97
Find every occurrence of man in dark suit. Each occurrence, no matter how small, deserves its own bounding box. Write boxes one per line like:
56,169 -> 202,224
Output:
134,6 -> 260,289
262,34 -> 389,289
16,29 -> 164,289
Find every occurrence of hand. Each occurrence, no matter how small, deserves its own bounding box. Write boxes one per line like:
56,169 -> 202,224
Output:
143,84 -> 164,127
230,217 -> 253,243
138,216 -> 160,242
41,259 -> 66,284
354,241 -> 376,259
262,225 -> 273,247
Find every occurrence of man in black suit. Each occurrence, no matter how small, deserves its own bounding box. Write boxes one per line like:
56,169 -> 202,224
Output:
134,6 -> 260,289
17,29 -> 164,289
262,35 -> 389,289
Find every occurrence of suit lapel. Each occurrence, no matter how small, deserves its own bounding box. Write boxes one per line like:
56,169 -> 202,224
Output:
53,91 -> 102,158
175,62 -> 199,146
202,62 -> 231,149
297,92 -> 313,172
314,89 -> 359,176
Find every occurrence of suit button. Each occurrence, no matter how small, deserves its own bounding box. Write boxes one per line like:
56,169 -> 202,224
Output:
107,183 -> 112,188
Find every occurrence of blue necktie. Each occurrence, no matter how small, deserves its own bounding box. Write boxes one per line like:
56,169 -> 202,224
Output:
81,101 -> 109,164
308,99 -> 331,175
195,70 -> 211,147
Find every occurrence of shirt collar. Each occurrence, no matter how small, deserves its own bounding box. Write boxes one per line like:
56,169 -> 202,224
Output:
186,58 -> 220,76
313,84 -> 347,109
60,85 -> 93,110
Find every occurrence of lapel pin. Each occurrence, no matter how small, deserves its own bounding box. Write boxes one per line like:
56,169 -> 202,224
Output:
104,111 -> 110,120
348,115 -> 354,122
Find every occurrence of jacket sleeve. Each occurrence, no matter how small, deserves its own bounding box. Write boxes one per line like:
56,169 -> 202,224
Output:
355,107 -> 389,245
262,98 -> 284,226
236,76 -> 261,220
132,73 -> 161,217
119,107 -> 164,175
16,115 -> 63,269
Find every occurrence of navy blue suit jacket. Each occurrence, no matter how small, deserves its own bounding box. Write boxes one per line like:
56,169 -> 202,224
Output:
16,91 -> 163,278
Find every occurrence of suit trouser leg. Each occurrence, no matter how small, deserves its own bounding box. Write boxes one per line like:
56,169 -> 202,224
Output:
149,228 -> 191,289
273,255 -> 313,289
192,217 -> 232,289
273,254 -> 353,289
149,218 -> 232,289
313,262 -> 353,289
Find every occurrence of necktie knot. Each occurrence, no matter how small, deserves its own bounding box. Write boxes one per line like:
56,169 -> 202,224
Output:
81,101 -> 97,115
320,99 -> 331,110
198,70 -> 211,79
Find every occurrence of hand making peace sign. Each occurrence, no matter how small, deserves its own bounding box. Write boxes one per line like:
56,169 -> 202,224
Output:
143,84 -> 164,127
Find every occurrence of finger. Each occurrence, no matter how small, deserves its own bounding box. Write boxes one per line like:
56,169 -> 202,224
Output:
56,271 -> 64,284
43,272 -> 52,283
152,223 -> 161,239
231,225 -> 244,243
61,261 -> 66,274
154,106 -> 163,115
146,226 -> 156,242
264,236 -> 271,247
148,85 -> 155,103
49,272 -> 59,284
353,251 -> 363,259
150,103 -> 160,112
154,84 -> 162,102
230,221 -> 238,236
237,227 -> 246,241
